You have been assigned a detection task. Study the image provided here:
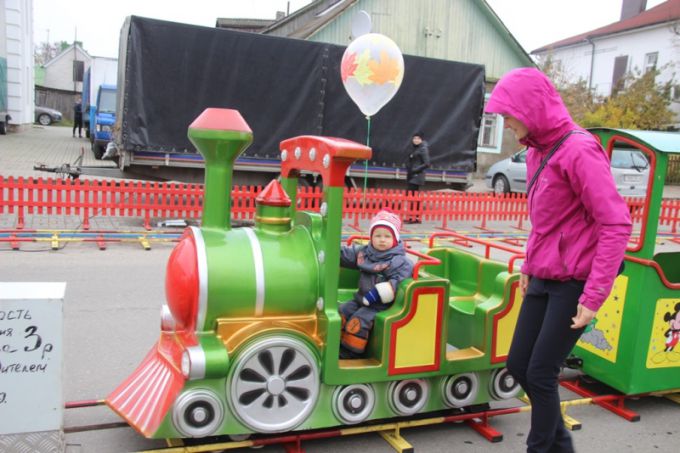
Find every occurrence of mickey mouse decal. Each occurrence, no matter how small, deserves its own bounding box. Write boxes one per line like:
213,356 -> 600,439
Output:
663,302 -> 680,352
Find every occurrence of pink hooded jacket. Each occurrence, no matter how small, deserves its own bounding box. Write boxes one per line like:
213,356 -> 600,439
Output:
485,68 -> 632,312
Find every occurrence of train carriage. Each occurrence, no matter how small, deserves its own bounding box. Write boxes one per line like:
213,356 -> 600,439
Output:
571,128 -> 680,395
106,109 -> 523,439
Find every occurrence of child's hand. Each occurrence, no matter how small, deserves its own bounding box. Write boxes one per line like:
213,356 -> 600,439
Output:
362,287 -> 381,306
362,282 -> 395,306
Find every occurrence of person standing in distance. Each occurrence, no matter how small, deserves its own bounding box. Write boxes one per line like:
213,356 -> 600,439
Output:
485,68 -> 632,453
405,131 -> 430,223
73,96 -> 83,138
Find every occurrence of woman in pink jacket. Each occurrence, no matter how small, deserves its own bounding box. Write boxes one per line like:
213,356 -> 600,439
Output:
485,68 -> 632,453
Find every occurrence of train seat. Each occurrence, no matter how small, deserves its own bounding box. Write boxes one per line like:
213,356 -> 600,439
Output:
337,266 -> 418,362
423,249 -> 505,307
424,249 -> 508,349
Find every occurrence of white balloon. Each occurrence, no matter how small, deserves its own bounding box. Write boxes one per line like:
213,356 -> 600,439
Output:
341,33 -> 404,117
350,10 -> 372,39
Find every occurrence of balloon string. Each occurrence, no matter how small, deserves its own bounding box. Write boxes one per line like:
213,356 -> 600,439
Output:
363,115 -> 371,208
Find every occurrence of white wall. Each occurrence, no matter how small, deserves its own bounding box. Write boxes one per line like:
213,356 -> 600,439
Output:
43,46 -> 90,92
535,22 -> 680,124
85,56 -> 117,107
4,0 -> 33,126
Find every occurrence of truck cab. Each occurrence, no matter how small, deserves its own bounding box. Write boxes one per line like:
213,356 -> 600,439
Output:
91,84 -> 116,159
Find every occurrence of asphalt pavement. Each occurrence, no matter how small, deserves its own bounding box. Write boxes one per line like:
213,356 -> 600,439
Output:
1,125 -> 680,452
1,242 -> 679,453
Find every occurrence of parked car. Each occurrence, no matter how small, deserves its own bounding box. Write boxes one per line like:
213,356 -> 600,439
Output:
485,147 -> 650,196
34,106 -> 63,126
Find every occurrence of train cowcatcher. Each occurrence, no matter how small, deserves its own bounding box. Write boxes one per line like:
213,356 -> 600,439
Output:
106,108 -> 524,439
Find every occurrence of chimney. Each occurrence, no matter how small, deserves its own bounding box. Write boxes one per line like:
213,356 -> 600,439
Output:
188,109 -> 253,230
620,0 -> 647,21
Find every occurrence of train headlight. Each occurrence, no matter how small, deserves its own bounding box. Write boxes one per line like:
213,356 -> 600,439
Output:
166,231 -> 199,330
181,346 -> 206,380
160,304 -> 176,332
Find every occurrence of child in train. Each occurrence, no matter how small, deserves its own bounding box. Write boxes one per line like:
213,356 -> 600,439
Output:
338,209 -> 414,359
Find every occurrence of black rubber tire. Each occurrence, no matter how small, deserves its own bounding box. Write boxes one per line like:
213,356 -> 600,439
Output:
92,143 -> 104,160
0,121 -> 6,135
38,114 -> 52,126
493,175 -> 510,194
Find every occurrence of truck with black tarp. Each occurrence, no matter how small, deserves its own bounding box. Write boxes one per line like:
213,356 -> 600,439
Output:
112,16 -> 485,189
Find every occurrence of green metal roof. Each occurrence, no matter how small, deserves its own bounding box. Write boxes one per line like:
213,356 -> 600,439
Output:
589,127 -> 680,154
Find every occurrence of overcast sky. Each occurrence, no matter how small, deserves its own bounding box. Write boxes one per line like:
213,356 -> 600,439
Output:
33,0 -> 667,58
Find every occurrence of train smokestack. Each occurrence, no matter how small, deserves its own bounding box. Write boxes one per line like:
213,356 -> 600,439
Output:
188,109 -> 252,230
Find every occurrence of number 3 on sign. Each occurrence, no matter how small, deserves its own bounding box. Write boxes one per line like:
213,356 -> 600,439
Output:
24,326 -> 42,352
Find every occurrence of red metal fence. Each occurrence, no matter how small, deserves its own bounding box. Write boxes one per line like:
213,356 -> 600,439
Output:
1,176 -> 679,233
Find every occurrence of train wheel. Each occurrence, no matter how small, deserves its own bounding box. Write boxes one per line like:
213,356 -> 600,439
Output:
387,379 -> 429,416
489,367 -> 521,400
228,336 -> 320,433
172,389 -> 224,437
332,384 -> 375,424
442,373 -> 479,408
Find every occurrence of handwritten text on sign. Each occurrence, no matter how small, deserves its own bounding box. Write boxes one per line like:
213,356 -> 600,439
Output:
0,283 -> 65,435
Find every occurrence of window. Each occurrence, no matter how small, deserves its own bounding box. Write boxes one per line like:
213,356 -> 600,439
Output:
73,60 -> 84,82
478,113 -> 503,153
644,52 -> 658,73
673,84 -> 680,102
514,149 -> 527,163
610,149 -> 649,169
611,55 -> 629,95
479,115 -> 497,147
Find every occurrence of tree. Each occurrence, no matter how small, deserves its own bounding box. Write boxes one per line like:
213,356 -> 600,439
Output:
34,40 -> 76,66
540,56 -> 600,126
541,56 -> 676,131
582,68 -> 675,130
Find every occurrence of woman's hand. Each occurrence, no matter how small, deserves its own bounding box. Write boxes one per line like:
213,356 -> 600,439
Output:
571,304 -> 596,329
520,273 -> 530,298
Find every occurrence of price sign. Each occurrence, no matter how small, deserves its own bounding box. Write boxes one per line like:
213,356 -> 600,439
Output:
0,282 -> 65,435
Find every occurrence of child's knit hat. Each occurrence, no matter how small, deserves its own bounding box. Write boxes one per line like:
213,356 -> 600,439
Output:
369,209 -> 401,245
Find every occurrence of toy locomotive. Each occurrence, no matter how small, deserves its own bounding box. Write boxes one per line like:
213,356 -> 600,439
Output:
106,109 -> 523,438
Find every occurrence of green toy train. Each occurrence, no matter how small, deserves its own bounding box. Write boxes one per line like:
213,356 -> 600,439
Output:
106,111 -> 680,440
106,109 -> 524,438
569,128 -> 680,395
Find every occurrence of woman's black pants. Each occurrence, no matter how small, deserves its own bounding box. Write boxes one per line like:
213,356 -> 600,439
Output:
507,277 -> 586,453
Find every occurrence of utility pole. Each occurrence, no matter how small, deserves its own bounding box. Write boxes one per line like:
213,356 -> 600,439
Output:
73,27 -> 79,94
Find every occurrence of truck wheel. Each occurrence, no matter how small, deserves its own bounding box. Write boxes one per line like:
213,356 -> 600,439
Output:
0,121 -> 6,135
92,143 -> 104,160
38,114 -> 52,126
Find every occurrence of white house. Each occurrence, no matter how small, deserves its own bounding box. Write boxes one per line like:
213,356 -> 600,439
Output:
532,0 -> 680,127
1,0 -> 34,129
41,42 -> 91,93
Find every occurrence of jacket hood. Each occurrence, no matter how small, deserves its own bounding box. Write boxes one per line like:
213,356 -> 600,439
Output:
485,68 -> 577,150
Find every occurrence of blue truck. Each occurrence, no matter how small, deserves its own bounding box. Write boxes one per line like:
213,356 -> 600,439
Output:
82,57 -> 117,158
90,84 -> 116,159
